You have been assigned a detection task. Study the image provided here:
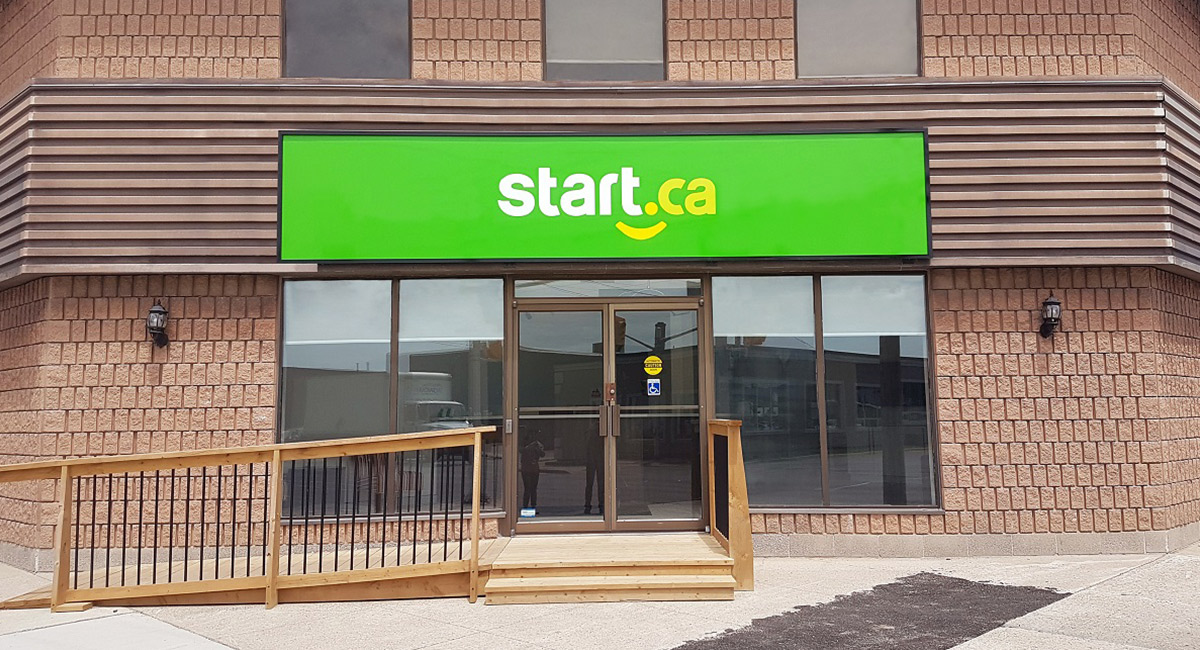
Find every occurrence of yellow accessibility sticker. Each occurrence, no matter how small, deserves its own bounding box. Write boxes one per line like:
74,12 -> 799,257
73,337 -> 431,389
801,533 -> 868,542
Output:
644,355 -> 663,376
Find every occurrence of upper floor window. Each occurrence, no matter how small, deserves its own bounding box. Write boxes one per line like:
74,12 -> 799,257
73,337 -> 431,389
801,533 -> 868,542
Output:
545,0 -> 665,81
796,0 -> 919,77
284,0 -> 411,78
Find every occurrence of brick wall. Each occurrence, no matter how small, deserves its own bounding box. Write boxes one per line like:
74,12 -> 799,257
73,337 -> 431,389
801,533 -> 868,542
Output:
0,274 -> 278,563
55,0 -> 281,80
411,0 -> 542,82
919,0 -> 1200,101
0,279 -> 57,556
667,0 -> 795,81
752,267 -> 1200,543
1150,271 -> 1200,531
1132,0 -> 1200,102
0,0 -> 60,105
920,0 -> 1139,77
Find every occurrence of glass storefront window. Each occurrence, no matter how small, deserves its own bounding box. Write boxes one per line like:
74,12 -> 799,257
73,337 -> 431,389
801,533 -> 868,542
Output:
280,279 -> 506,517
821,276 -> 934,506
281,280 -> 392,443
398,279 -> 506,509
713,277 -> 821,506
713,274 -> 935,509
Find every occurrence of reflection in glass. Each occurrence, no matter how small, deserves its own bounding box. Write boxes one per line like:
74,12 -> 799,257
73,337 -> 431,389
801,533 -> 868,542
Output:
398,279 -> 505,509
518,311 -> 604,521
281,280 -> 392,443
712,277 -> 822,506
614,310 -> 701,521
822,275 -> 933,506
515,279 -> 701,299
281,280 -> 392,519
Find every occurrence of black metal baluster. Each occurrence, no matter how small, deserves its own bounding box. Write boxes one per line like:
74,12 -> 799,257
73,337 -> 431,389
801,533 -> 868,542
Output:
104,473 -> 114,587
88,476 -> 97,588
244,464 -> 252,578
230,463 -> 239,579
182,467 -> 191,582
400,453 -> 410,566
413,450 -> 422,566
380,453 -> 390,569
318,458 -> 327,573
286,460 -> 296,575
167,468 -> 176,583
137,471 -> 145,586
260,463 -> 269,576
214,465 -> 222,579
152,471 -> 161,583
443,452 -> 452,562
458,447 -> 466,560
364,456 -> 374,569
301,460 -> 310,574
427,452 -> 436,564
199,465 -> 208,581
121,472 -> 130,586
72,476 -> 81,589
333,459 -> 343,572
349,457 -> 358,571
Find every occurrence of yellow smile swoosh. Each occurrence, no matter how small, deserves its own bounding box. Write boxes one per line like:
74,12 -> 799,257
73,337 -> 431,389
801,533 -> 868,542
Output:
616,221 -> 667,240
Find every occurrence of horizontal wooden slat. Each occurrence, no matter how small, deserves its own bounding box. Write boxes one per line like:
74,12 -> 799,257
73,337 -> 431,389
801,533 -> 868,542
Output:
0,77 -> 1195,279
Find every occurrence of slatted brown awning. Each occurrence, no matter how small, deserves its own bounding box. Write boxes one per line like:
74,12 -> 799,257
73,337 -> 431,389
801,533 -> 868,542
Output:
0,76 -> 1197,284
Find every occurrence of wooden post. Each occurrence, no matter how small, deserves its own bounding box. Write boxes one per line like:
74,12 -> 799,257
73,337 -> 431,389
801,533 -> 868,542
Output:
726,421 -> 754,590
50,466 -> 74,612
265,449 -> 284,609
468,431 -> 483,603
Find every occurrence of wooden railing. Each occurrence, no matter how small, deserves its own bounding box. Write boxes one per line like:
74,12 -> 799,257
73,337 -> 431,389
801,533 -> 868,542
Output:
0,426 -> 493,611
707,419 -> 753,590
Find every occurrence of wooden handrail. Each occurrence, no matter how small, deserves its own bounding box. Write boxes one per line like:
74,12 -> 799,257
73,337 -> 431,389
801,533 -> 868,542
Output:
707,419 -> 753,591
0,426 -> 495,482
0,426 -> 495,611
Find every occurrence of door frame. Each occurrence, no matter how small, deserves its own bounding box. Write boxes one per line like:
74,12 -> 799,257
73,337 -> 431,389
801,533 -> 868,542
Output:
504,297 -> 710,535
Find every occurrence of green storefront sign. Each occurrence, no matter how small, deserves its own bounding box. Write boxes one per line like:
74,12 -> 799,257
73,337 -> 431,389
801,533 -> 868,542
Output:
279,131 -> 929,262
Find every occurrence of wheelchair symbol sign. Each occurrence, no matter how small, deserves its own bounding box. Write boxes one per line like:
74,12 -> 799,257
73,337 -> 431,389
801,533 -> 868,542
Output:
647,378 -> 661,396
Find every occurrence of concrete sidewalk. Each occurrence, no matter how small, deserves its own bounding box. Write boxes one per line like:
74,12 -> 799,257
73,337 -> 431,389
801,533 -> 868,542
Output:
1,545 -> 1196,649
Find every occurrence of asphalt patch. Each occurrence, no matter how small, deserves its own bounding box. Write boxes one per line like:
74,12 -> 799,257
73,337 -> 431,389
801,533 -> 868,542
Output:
673,572 -> 1067,650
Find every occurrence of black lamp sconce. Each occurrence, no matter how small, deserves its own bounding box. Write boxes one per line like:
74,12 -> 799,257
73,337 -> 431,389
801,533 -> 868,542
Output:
1039,294 -> 1062,339
147,300 -> 169,348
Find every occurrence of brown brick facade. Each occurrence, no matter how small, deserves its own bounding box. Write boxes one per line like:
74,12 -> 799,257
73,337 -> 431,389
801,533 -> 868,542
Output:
0,0 -> 59,105
666,0 -> 795,82
751,267 -> 1200,545
54,0 -> 282,81
0,275 -> 278,564
411,0 -> 542,82
1132,0 -> 1200,102
920,0 -> 1200,100
3,1 -> 1200,96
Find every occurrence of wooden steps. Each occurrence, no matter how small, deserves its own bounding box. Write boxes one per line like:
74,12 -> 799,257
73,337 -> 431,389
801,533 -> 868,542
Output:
480,533 -> 736,605
484,574 -> 736,604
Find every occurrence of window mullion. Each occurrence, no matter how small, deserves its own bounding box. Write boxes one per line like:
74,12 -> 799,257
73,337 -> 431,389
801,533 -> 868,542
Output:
813,275 -> 831,507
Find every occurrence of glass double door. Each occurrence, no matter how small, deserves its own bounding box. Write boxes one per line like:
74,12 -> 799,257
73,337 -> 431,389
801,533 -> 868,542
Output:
514,302 -> 704,532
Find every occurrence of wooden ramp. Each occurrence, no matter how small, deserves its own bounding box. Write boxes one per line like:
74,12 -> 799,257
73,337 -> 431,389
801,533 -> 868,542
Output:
481,533 -> 737,605
0,420 -> 753,610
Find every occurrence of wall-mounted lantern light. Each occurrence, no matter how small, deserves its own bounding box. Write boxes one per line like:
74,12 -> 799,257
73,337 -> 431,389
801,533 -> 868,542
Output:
147,300 -> 169,348
1039,294 -> 1061,339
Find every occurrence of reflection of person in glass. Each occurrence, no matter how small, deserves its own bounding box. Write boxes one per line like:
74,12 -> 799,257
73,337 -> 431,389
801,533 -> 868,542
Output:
584,433 -> 604,515
520,440 -> 545,514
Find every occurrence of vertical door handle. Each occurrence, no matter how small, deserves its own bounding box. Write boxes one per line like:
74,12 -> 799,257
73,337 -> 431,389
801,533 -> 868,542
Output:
612,404 -> 621,437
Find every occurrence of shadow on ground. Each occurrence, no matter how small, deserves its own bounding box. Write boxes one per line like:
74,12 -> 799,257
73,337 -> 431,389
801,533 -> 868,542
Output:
673,572 -> 1067,650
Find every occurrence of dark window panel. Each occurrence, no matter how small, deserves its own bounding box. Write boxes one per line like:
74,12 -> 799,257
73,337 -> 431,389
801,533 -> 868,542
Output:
284,0 -> 410,79
545,0 -> 664,81
796,0 -> 920,77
